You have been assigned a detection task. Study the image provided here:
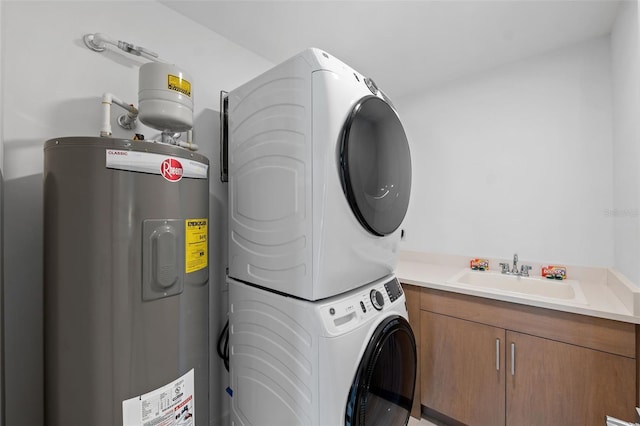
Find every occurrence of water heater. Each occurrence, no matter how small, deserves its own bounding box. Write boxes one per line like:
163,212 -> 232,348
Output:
44,137 -> 209,426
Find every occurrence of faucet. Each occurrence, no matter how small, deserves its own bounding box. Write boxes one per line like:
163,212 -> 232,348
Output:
499,253 -> 532,277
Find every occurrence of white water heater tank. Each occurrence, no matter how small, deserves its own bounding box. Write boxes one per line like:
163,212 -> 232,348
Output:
138,62 -> 193,132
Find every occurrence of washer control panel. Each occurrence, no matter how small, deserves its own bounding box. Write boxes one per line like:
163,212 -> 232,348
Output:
370,289 -> 385,311
384,278 -> 404,303
320,277 -> 405,334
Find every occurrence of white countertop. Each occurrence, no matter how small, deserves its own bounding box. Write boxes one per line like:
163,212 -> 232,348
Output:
397,252 -> 640,324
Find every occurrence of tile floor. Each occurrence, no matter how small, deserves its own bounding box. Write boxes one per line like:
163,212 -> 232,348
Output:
408,415 -> 438,426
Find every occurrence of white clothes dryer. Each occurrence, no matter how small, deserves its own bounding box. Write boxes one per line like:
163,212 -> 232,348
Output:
227,48 -> 412,300
228,275 -> 417,426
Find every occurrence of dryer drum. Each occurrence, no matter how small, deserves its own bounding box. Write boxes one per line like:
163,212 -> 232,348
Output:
345,315 -> 417,426
340,96 -> 412,237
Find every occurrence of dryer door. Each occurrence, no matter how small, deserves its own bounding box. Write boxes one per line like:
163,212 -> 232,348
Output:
340,96 -> 412,237
345,315 -> 417,426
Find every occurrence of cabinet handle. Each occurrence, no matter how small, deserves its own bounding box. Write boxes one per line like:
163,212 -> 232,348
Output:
511,342 -> 515,376
496,338 -> 500,371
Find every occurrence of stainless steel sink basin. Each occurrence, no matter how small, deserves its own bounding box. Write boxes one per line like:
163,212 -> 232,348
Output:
446,270 -> 588,305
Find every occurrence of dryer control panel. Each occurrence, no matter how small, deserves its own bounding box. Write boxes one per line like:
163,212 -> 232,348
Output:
319,276 -> 406,335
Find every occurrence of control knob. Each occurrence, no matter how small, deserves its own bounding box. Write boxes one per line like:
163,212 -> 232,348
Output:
370,289 -> 385,311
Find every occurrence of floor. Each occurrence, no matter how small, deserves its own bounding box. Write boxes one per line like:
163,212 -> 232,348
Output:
408,415 -> 438,426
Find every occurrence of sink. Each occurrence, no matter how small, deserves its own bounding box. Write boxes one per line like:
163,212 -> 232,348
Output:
446,270 -> 589,305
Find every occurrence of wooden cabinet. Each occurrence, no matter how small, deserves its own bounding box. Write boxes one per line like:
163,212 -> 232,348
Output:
403,284 -> 422,419
505,331 -> 635,426
408,285 -> 638,426
421,311 -> 505,425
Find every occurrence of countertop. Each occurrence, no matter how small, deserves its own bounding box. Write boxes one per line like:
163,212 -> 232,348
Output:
397,251 -> 640,325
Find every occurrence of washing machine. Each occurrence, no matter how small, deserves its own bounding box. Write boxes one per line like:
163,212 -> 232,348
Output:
227,48 -> 412,300
228,275 -> 417,426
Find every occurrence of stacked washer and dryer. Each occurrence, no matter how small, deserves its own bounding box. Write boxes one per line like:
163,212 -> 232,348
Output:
226,48 -> 416,426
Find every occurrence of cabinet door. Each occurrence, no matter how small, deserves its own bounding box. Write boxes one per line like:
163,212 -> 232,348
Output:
421,311 -> 506,426
506,331 -> 636,426
403,284 -> 422,419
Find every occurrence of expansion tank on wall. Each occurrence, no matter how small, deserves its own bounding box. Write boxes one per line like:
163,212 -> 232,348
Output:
43,137 -> 209,426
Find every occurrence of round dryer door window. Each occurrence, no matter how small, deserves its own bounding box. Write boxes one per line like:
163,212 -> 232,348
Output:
340,96 -> 412,237
345,315 -> 417,426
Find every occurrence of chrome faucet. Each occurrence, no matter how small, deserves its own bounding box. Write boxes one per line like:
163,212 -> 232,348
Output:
520,264 -> 532,276
499,253 -> 532,277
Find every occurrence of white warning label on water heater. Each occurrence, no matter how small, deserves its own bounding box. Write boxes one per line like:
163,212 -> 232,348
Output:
106,149 -> 208,180
122,369 -> 195,426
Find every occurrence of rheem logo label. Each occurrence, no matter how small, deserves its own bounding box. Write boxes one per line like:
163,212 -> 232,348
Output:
161,158 -> 183,182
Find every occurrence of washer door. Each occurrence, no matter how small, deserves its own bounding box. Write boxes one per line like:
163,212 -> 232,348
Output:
345,315 -> 417,426
340,96 -> 412,237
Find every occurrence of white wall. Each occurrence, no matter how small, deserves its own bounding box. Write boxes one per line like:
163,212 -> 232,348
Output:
1,1 -> 273,425
611,0 -> 640,286
396,37 -> 614,268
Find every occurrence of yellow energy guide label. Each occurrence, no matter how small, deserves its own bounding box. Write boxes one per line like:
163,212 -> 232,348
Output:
168,74 -> 192,97
185,218 -> 207,273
